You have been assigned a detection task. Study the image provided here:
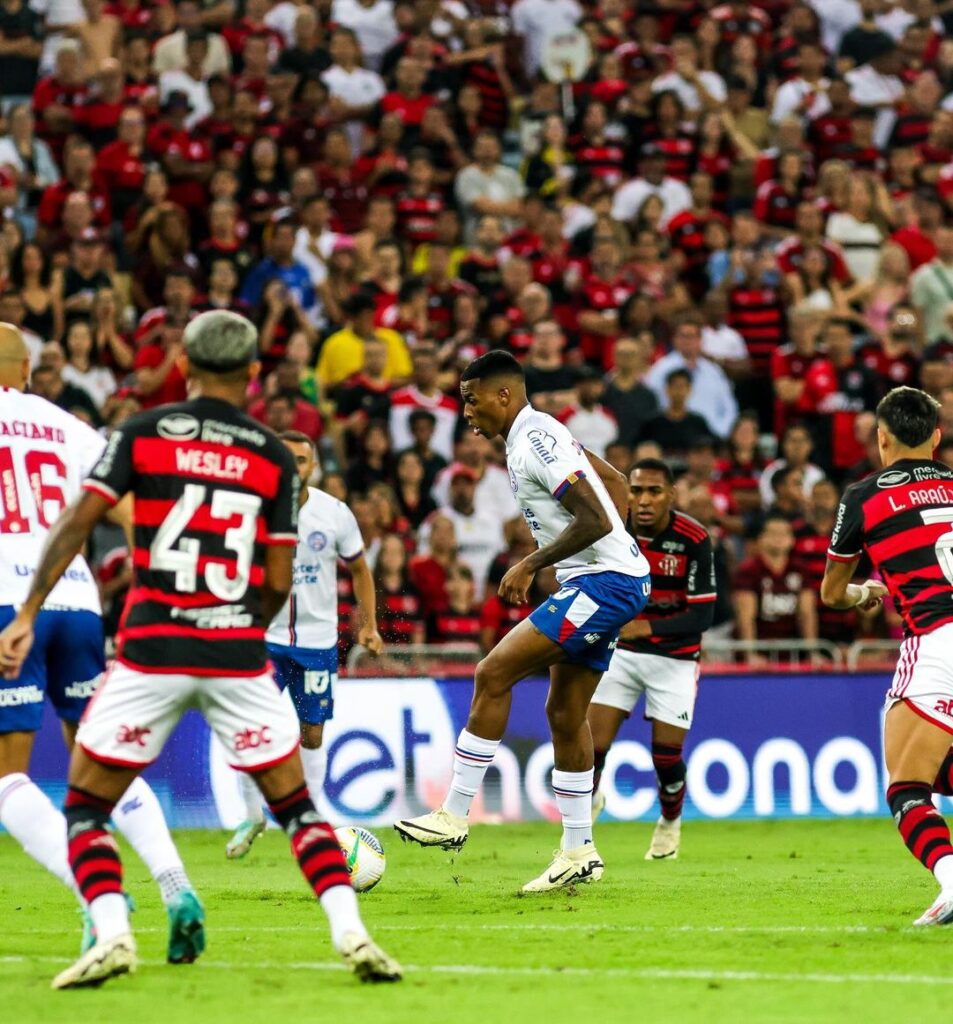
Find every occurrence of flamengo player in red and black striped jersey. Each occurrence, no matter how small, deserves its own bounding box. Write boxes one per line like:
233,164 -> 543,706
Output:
588,458 -> 715,861
0,311 -> 401,987
821,386 -> 953,928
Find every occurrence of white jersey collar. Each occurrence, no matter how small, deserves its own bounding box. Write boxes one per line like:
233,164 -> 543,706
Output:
505,403 -> 535,453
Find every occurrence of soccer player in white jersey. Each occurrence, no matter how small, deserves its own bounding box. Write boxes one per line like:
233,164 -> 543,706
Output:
226,430 -> 383,858
0,323 -> 205,963
395,351 -> 651,891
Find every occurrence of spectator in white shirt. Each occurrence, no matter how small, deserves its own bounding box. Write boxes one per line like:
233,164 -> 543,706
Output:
611,145 -> 692,229
158,31 -> 212,130
321,26 -> 385,154
651,35 -> 726,112
770,40 -> 831,124
454,130 -> 526,240
510,0 -> 583,78
911,224 -> 953,344
389,344 -> 460,461
845,33 -> 904,149
701,289 -> 751,381
330,0 -> 398,72
644,312 -> 739,439
556,366 -> 618,459
152,0 -> 230,76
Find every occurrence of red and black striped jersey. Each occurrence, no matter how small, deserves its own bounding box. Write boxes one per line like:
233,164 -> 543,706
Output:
618,512 -> 716,661
83,398 -> 298,675
428,608 -> 481,645
828,459 -> 953,636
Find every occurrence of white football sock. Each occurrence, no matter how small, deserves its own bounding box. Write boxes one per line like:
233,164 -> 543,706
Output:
320,883 -> 368,949
89,891 -> 130,943
0,772 -> 81,902
301,746 -> 327,802
934,854 -> 953,890
443,729 -> 500,818
238,769 -> 266,823
552,768 -> 594,851
111,777 -> 192,904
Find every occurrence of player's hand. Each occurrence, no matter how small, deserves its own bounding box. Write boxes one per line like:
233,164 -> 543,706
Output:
357,624 -> 384,655
0,613 -> 35,680
499,558 -> 535,605
856,579 -> 888,611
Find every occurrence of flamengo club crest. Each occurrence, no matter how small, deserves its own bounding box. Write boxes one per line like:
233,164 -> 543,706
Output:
659,554 -> 680,576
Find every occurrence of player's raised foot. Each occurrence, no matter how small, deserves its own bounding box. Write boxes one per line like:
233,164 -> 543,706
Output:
393,807 -> 468,851
225,818 -> 266,859
592,789 -> 606,822
645,816 -> 681,860
338,931 -> 403,982
913,890 -> 953,926
52,933 -> 137,990
521,844 -> 604,893
166,890 -> 206,964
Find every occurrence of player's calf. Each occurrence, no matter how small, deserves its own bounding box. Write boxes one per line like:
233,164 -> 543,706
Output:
887,781 -> 953,923
653,742 -> 687,822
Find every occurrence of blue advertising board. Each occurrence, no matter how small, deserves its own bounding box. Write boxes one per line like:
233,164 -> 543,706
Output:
22,672 -> 902,829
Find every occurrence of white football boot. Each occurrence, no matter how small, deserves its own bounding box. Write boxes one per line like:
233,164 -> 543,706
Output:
225,819 -> 266,859
913,890 -> 953,926
393,808 -> 468,851
521,844 -> 604,893
338,931 -> 403,982
645,816 -> 681,860
51,933 -> 137,989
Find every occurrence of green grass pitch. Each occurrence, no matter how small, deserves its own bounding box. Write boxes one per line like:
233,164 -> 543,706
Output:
2,819 -> 952,1024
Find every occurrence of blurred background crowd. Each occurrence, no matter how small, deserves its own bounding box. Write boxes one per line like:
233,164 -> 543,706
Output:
1,0 -> 950,669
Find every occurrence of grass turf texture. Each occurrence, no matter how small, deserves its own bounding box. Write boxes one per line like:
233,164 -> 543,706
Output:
1,820 -> 951,1023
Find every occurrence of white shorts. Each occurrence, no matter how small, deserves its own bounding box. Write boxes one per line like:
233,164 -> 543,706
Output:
77,661 -> 301,771
886,625 -> 953,734
591,649 -> 699,729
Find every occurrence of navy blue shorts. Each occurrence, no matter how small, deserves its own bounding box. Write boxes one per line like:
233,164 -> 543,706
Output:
0,606 -> 105,734
529,571 -> 651,673
266,643 -> 337,725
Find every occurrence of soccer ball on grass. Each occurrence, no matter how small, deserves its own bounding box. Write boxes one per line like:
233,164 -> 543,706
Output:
334,826 -> 386,892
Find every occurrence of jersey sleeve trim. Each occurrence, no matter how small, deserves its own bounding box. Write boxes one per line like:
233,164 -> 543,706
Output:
826,548 -> 860,563
686,593 -> 717,602
82,478 -> 120,505
341,548 -> 364,563
265,532 -> 299,546
552,468 -> 587,500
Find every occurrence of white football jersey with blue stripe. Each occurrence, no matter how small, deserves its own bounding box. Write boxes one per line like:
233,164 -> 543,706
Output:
0,388 -> 105,612
265,487 -> 364,650
504,404 -> 649,584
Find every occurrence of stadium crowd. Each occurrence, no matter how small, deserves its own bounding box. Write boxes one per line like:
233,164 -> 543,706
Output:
1,0 -> 951,663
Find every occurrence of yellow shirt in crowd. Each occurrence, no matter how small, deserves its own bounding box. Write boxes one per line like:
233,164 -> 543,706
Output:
315,326 -> 413,390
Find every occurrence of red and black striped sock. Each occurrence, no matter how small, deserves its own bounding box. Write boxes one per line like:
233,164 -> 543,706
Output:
652,742 -> 686,822
64,786 -> 123,902
887,782 -> 953,874
593,748 -> 608,792
267,785 -> 351,897
933,752 -> 953,796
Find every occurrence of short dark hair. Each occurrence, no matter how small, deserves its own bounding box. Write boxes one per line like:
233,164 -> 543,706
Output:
772,462 -> 802,494
279,430 -> 313,447
876,386 -> 940,448
631,457 -> 674,484
760,512 -> 794,534
460,349 -> 524,383
666,367 -> 692,387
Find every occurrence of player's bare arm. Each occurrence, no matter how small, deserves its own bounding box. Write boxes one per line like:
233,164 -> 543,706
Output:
583,447 -> 628,521
499,477 -> 612,605
349,554 -> 384,654
820,557 -> 887,611
261,543 -> 295,625
0,491 -> 111,678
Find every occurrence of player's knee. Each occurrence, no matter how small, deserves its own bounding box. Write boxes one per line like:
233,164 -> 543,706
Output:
545,700 -> 583,742
473,657 -> 507,699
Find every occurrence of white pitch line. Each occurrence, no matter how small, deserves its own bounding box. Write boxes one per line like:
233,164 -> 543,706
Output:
2,955 -> 952,986
0,922 -> 892,937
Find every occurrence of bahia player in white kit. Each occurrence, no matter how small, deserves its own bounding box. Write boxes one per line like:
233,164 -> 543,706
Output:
0,323 -> 205,962
396,350 -> 651,891
226,430 -> 383,858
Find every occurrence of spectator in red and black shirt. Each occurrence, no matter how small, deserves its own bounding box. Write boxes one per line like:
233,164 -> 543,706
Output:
570,99 -> 627,188
428,563 -> 481,645
733,513 -> 818,657
753,150 -> 810,237
37,136 -> 111,238
95,104 -> 147,224
395,151 -> 444,253
374,533 -> 425,645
